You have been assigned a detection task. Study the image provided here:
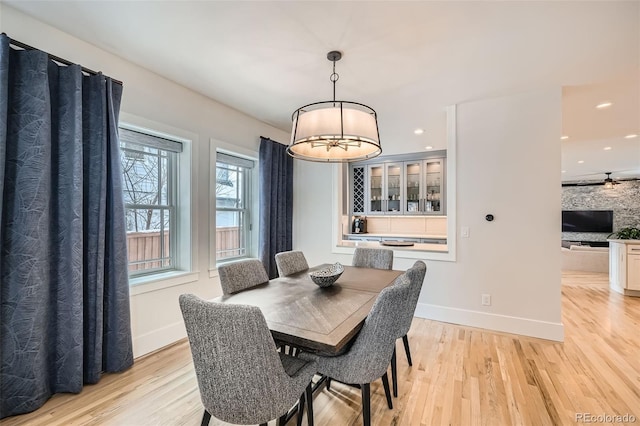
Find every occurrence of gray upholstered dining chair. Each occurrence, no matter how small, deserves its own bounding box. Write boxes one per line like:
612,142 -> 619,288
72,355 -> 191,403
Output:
217,258 -> 269,295
301,274 -> 412,426
352,247 -> 394,270
390,260 -> 427,397
179,294 -> 316,426
275,250 -> 309,277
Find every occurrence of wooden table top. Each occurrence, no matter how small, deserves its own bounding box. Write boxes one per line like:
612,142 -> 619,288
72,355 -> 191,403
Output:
213,264 -> 403,355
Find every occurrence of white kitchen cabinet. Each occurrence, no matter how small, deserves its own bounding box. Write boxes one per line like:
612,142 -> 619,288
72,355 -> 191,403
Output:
627,245 -> 640,290
609,240 -> 640,296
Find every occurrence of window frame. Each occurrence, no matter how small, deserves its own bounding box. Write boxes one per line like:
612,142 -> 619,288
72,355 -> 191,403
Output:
118,117 -> 194,283
210,139 -> 259,272
120,127 -> 180,276
214,152 -> 254,262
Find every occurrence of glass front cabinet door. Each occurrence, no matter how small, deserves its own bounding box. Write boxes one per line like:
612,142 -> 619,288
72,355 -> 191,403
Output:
368,165 -> 384,214
424,159 -> 443,214
351,155 -> 445,216
384,163 -> 403,213
403,161 -> 423,214
401,159 -> 444,215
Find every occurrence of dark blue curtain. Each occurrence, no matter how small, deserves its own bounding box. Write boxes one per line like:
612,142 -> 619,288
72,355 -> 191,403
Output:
0,34 -> 133,418
258,137 -> 294,278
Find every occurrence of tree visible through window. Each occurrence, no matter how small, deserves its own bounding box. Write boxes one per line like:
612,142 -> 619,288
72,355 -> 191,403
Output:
120,127 -> 182,274
216,153 -> 253,261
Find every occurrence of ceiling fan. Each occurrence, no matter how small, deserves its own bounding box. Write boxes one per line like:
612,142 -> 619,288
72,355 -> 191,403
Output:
602,172 -> 619,189
561,172 -> 635,188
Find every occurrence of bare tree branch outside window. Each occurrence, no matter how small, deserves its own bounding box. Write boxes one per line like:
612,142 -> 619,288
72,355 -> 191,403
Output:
120,128 -> 177,273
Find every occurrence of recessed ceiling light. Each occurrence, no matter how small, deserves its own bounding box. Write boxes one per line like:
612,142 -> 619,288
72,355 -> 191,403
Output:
604,146 -> 612,150
425,146 -> 433,150
561,170 -> 566,173
414,129 -> 424,135
624,134 -> 638,139
560,136 -> 569,140
595,102 -> 612,109
577,160 -> 584,164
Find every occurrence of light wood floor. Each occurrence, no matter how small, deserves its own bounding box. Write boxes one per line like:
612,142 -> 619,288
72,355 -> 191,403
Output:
3,271 -> 639,426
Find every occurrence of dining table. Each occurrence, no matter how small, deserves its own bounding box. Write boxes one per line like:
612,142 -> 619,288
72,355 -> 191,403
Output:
212,263 -> 403,355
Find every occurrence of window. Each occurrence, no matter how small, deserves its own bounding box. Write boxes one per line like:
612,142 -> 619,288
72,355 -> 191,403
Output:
215,152 -> 254,261
120,127 -> 183,275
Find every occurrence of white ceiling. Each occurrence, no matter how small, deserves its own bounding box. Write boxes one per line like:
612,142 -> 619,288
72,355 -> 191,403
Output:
5,1 -> 639,181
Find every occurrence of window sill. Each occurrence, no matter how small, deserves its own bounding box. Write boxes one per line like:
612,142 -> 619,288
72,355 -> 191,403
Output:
129,270 -> 199,296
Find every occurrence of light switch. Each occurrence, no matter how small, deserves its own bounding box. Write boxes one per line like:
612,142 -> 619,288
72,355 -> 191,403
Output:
461,226 -> 470,238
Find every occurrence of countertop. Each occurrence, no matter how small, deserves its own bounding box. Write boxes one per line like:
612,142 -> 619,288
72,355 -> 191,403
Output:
338,239 -> 448,253
344,233 -> 447,239
608,239 -> 640,245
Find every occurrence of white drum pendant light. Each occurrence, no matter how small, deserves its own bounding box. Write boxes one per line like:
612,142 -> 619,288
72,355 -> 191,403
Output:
288,51 -> 382,162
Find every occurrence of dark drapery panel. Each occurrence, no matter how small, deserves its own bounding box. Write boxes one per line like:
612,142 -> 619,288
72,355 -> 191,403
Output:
258,137 -> 294,278
0,34 -> 133,418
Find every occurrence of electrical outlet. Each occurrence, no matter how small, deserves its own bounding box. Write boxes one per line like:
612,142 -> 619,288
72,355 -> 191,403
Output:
461,226 -> 470,238
481,294 -> 491,306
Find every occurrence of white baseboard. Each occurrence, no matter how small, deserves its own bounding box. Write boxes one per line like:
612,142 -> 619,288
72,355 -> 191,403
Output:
414,302 -> 564,342
133,321 -> 186,358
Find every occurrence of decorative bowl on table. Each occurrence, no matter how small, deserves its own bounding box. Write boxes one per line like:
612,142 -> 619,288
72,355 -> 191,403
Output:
309,262 -> 344,287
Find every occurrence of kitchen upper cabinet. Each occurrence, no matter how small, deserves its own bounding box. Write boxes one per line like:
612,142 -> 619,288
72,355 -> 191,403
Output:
403,159 -> 444,215
404,161 -> 422,214
350,152 -> 446,216
384,162 -> 403,213
424,159 -> 443,214
366,163 -> 403,214
368,164 -> 384,213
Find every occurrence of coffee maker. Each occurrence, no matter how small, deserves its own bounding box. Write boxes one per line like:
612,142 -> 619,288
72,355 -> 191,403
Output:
351,216 -> 367,234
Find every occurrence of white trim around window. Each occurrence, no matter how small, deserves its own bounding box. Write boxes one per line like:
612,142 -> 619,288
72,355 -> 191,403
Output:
119,112 -> 197,287
209,138 -> 259,272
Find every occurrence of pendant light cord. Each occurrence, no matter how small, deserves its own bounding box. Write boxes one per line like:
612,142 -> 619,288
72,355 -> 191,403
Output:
330,59 -> 339,105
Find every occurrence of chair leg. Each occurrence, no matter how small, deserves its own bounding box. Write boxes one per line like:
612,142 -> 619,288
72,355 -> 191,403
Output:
361,383 -> 371,426
326,377 -> 332,391
381,372 -> 393,409
391,347 -> 397,397
201,410 -> 211,426
305,383 -> 314,426
278,414 -> 287,426
297,389 -> 306,426
402,334 -> 412,366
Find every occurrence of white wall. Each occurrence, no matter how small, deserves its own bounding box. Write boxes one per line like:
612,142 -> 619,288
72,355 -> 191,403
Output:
1,5 -> 291,357
3,4 -> 563,354
294,89 -> 564,341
